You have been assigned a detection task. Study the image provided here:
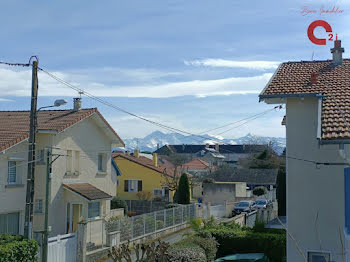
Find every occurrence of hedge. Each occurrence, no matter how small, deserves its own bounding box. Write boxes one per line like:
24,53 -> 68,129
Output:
168,235 -> 218,262
111,196 -> 128,214
0,234 -> 39,262
199,227 -> 286,262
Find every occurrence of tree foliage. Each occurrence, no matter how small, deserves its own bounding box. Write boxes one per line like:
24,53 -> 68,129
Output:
253,186 -> 267,196
177,173 -> 190,204
238,149 -> 280,169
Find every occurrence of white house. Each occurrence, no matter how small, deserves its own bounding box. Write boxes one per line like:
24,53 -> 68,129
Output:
260,40 -> 350,262
0,98 -> 124,239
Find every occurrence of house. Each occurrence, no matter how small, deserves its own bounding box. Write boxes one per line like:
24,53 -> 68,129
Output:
259,40 -> 350,261
113,150 -> 175,201
180,158 -> 213,177
155,144 -> 269,166
0,98 -> 124,238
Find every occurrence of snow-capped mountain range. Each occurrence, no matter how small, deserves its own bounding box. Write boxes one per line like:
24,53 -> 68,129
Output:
122,131 -> 286,155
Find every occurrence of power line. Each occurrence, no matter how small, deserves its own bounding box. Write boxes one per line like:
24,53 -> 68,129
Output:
38,67 -> 283,152
0,61 -> 30,67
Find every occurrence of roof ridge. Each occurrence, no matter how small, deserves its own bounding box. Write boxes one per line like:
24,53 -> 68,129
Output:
0,108 -> 97,113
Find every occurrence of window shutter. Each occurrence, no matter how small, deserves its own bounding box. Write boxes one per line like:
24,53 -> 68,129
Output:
345,167 -> 350,234
124,180 -> 129,192
138,180 -> 142,192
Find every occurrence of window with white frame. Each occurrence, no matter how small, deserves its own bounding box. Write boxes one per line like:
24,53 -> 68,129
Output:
98,153 -> 107,172
88,202 -> 100,219
66,150 -> 73,172
0,212 -> 19,235
153,188 -> 163,197
124,179 -> 142,192
74,151 -> 80,174
7,161 -> 17,184
34,199 -> 43,214
307,251 -> 330,262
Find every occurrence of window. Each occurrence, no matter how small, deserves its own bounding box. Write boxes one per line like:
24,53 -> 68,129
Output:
0,212 -> 19,235
153,189 -> 163,197
98,153 -> 106,172
8,161 -> 17,184
74,151 -> 80,173
88,202 -> 100,219
34,199 -> 43,214
307,251 -> 330,262
124,180 -> 142,192
67,150 -> 73,172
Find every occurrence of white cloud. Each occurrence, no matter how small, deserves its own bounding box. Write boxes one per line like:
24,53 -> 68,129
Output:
0,67 -> 272,98
184,59 -> 280,70
0,98 -> 14,102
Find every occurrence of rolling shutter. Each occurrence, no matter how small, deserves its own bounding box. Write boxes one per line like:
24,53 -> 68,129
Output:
124,180 -> 129,192
345,167 -> 350,234
138,180 -> 142,192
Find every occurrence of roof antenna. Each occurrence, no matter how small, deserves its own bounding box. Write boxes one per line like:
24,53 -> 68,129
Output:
311,51 -> 315,61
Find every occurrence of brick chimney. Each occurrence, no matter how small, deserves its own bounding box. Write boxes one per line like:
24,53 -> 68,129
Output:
310,72 -> 318,84
331,40 -> 345,65
73,97 -> 82,111
153,153 -> 158,167
134,149 -> 139,158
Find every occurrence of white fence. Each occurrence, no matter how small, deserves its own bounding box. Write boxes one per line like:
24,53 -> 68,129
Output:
48,233 -> 77,262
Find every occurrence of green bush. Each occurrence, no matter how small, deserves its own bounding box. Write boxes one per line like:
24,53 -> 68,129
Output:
0,234 -> 39,262
111,196 -> 128,214
253,186 -> 267,196
168,235 -> 217,262
178,174 -> 190,204
199,225 -> 286,262
168,241 -> 206,262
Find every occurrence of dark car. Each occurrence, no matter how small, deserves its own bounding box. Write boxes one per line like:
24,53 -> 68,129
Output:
252,199 -> 270,210
232,201 -> 255,216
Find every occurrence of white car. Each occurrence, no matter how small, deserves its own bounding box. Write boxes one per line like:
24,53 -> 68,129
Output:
253,199 -> 270,210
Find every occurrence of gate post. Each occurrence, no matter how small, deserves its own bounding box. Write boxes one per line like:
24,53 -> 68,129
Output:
77,221 -> 87,262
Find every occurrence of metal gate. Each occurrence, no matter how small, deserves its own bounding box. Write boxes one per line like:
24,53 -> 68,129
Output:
48,233 -> 77,262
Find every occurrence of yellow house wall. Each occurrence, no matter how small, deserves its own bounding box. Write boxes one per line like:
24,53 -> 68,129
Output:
114,156 -> 173,201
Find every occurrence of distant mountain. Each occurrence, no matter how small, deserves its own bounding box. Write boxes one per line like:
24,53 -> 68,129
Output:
122,131 -> 286,155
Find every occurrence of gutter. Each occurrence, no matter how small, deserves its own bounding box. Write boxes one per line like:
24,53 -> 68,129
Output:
316,95 -> 322,140
259,93 -> 326,100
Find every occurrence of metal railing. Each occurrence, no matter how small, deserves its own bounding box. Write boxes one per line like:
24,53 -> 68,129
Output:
105,204 -> 196,243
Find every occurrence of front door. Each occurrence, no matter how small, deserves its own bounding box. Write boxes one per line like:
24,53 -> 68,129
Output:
66,203 -> 83,233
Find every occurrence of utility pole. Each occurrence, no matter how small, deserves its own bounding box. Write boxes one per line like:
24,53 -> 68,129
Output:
24,58 -> 39,239
42,148 -> 52,262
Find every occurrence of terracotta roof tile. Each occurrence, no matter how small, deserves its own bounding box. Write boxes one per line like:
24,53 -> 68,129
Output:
0,108 -> 124,152
180,158 -> 210,170
259,59 -> 350,140
63,183 -> 112,201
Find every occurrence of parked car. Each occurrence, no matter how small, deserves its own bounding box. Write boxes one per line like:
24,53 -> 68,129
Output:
232,201 -> 255,216
252,199 -> 270,210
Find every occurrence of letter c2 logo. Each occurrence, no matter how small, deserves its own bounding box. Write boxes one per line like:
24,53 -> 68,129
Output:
307,20 -> 333,45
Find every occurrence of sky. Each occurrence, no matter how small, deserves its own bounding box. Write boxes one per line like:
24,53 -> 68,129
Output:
0,0 -> 349,139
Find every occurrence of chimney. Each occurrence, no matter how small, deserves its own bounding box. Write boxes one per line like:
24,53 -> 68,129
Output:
310,72 -> 318,84
134,149 -> 139,158
205,143 -> 209,148
215,144 -> 219,152
331,40 -> 345,65
153,153 -> 158,167
73,97 -> 82,111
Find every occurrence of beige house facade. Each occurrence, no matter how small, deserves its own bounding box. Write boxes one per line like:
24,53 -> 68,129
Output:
260,40 -> 350,262
0,103 -> 124,239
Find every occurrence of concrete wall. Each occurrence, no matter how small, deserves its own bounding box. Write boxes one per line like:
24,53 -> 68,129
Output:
286,97 -> 347,262
202,182 -> 246,205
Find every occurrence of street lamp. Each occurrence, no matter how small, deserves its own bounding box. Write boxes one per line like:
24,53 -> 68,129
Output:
38,99 -> 67,111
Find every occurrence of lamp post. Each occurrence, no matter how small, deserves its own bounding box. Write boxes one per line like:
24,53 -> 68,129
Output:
35,99 -> 67,262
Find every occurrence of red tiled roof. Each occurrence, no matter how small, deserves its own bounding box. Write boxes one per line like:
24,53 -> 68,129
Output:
180,158 -> 210,170
0,108 -> 124,152
112,152 -> 177,177
259,59 -> 350,140
63,183 -> 112,201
